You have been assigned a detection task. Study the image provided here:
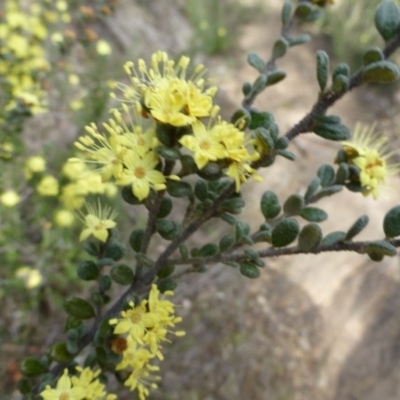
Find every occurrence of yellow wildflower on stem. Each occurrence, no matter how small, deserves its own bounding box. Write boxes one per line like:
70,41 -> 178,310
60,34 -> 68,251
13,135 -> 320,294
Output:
341,123 -> 400,200
78,201 -> 117,242
113,51 -> 217,127
40,369 -> 85,400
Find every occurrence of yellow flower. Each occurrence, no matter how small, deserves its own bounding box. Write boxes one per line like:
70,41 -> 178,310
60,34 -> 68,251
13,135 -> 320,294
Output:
96,39 -> 112,56
115,51 -> 216,126
25,155 -> 46,179
78,201 -> 117,242
40,369 -> 85,400
179,120 -> 227,169
36,175 -> 59,196
118,151 -> 167,201
226,161 -> 263,192
341,123 -> 399,199
71,366 -> 116,400
109,302 -> 159,344
15,267 -> 43,289
54,209 -> 75,227
0,190 -> 20,207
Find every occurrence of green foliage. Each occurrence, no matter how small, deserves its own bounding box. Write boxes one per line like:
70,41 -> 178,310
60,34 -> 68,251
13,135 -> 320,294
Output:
110,264 -> 135,285
64,297 -> 96,320
375,0 -> 400,41
271,218 -> 300,247
261,191 -> 281,220
345,215 -> 370,241
316,50 -> 329,91
298,223 -> 323,251
383,206 -> 400,238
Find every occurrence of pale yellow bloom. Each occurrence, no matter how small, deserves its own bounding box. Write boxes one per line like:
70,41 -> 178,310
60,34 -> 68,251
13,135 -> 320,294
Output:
0,190 -> 20,207
36,175 -> 59,196
54,209 -> 75,227
341,123 -> 399,199
16,267 -> 43,289
79,201 -> 117,242
40,369 -> 85,400
96,40 -> 112,56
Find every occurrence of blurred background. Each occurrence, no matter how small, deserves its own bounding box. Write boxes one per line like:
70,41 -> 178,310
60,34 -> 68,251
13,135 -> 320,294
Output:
2,0 -> 400,399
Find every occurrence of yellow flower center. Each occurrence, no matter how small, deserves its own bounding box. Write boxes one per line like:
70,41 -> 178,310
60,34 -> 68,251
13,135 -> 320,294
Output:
130,312 -> 142,323
59,394 -> 70,400
134,167 -> 146,179
199,139 -> 211,150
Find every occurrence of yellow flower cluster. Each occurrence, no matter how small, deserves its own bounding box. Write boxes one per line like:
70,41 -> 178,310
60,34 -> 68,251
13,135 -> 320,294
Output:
40,367 -> 116,400
70,103 -> 179,202
0,0 -> 54,115
341,123 -> 399,199
109,284 -> 185,400
71,51 -> 262,199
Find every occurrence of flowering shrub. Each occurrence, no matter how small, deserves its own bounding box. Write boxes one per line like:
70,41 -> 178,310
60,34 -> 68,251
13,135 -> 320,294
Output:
5,0 -> 400,399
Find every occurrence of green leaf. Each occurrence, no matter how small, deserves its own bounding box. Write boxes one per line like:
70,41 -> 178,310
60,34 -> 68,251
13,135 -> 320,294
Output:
219,234 -> 236,252
249,110 -> 275,130
110,264 -> 134,285
157,278 -> 177,293
104,239 -> 126,261
304,177 -> 321,201
362,60 -> 400,84
64,297 -> 96,320
261,191 -> 281,219
197,162 -> 223,181
283,194 -> 305,216
157,220 -> 182,240
275,136 -> 289,150
50,342 -> 73,363
242,82 -> 252,95
272,38 -> 289,59
254,127 -> 275,151
271,218 -> 300,247
157,197 -> 173,219
198,243 -> 219,257
281,0 -> 292,26
17,378 -> 32,395
300,207 -> 328,222
276,149 -> 295,160
361,240 -> 397,258
332,63 -> 350,80
129,229 -> 144,252
252,74 -> 268,94
316,50 -> 329,91
157,263 -> 175,279
321,231 -> 346,246
240,262 -> 261,279
231,107 -> 252,128
221,195 -> 245,214
20,357 -> 47,377
345,215 -> 369,241
383,205 -> 400,238
375,0 -> 400,41
235,221 -> 250,242
313,121 -> 351,141
298,223 -> 323,251
99,275 -> 112,291
83,242 -> 99,257
295,2 -> 313,18
247,53 -> 265,73
167,181 -> 193,198
336,163 -> 349,184
156,145 -> 181,160
363,47 -> 385,66
317,164 -> 335,187
332,74 -> 349,94
77,261 -> 99,281
315,185 -> 343,200
194,180 -> 208,201
266,70 -> 287,86
287,34 -> 311,46
220,213 -> 237,225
